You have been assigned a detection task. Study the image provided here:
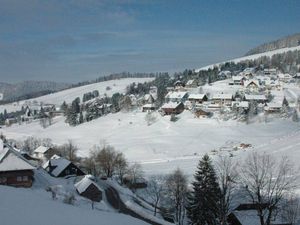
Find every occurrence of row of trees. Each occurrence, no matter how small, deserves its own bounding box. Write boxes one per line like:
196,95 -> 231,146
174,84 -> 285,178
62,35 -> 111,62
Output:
145,153 -> 299,225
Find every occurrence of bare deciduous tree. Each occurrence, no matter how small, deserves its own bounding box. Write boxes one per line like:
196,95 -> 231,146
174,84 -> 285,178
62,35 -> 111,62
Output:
280,194 -> 300,225
215,155 -> 238,225
165,168 -> 187,225
239,152 -> 296,225
146,175 -> 165,216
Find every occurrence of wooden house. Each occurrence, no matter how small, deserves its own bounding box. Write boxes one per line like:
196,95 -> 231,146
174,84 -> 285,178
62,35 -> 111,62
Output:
43,155 -> 85,178
188,94 -> 208,104
33,146 -> 55,161
244,94 -> 267,104
0,142 -> 35,188
142,104 -> 156,112
165,91 -> 188,103
185,79 -> 198,88
75,175 -> 103,202
194,108 -> 212,118
161,102 -> 184,115
212,93 -> 234,106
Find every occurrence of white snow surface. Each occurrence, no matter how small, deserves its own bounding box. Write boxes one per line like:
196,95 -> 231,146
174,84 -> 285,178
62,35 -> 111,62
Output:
196,45 -> 300,71
0,78 -> 154,113
0,185 -> 149,225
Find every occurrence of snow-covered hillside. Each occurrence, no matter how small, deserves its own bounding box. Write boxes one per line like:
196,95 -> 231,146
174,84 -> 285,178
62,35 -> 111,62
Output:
0,185 -> 148,225
0,78 -> 153,113
196,45 -> 300,72
2,110 -> 300,177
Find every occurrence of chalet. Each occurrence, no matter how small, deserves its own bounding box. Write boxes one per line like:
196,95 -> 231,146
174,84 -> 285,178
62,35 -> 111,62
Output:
75,175 -> 103,202
244,94 -> 267,103
264,68 -> 277,75
230,76 -> 246,85
43,155 -> 85,178
174,80 -> 185,89
227,203 -> 291,225
161,102 -> 185,115
278,73 -> 293,82
0,141 -> 35,188
232,101 -> 249,110
165,91 -> 188,103
143,94 -> 155,104
142,104 -> 156,112
33,146 -> 55,161
212,93 -> 234,106
185,79 -> 198,88
264,101 -> 282,113
188,94 -> 208,104
218,70 -> 232,79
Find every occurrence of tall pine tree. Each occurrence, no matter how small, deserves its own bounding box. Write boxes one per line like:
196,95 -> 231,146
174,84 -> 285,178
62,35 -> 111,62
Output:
186,154 -> 221,225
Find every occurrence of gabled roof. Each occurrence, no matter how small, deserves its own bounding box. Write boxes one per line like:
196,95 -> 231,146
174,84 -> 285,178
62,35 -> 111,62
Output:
166,91 -> 188,99
244,94 -> 266,101
186,79 -> 195,85
34,146 -> 51,154
244,80 -> 260,88
0,146 -> 35,172
212,93 -> 233,100
43,156 -> 71,177
75,175 -> 103,194
188,94 -> 207,100
161,102 -> 182,109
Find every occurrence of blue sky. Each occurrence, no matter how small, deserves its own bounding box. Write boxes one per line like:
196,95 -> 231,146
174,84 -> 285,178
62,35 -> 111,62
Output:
0,0 -> 300,83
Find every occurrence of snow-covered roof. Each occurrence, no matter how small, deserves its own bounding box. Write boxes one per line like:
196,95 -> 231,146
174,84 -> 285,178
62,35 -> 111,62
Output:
161,102 -> 182,109
232,76 -> 244,81
212,93 -> 233,100
188,94 -> 206,100
75,176 -> 103,194
165,91 -> 188,99
34,146 -> 51,154
186,80 -> 195,85
43,156 -> 71,177
142,104 -> 155,108
231,210 -> 261,225
244,94 -> 266,101
244,80 -> 260,88
0,147 -> 35,172
266,102 -> 282,109
232,101 -> 249,108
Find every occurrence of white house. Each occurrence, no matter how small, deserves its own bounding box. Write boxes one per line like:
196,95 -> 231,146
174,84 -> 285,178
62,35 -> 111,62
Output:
165,91 -> 188,102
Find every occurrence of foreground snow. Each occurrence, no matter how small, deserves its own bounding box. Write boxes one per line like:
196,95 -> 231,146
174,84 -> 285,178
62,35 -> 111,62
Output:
0,185 -> 149,225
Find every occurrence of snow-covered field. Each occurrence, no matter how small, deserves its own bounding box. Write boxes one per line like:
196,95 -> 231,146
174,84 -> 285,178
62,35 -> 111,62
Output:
196,45 -> 300,71
2,110 -> 300,177
0,78 -> 154,113
0,185 -> 148,225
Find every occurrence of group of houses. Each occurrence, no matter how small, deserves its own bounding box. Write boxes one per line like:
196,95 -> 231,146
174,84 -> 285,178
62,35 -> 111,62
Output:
141,68 -> 300,118
0,140 -> 102,203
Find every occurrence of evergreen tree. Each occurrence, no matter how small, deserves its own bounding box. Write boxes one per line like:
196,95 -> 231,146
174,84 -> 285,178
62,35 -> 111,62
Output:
65,105 -> 78,126
292,109 -> 299,122
79,111 -> 84,124
186,154 -> 221,225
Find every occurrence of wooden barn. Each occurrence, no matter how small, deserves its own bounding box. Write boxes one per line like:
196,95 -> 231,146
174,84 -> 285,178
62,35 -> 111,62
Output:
43,155 -> 85,178
188,94 -> 208,104
0,143 -> 35,188
161,102 -> 184,115
33,146 -> 55,161
75,175 -> 103,202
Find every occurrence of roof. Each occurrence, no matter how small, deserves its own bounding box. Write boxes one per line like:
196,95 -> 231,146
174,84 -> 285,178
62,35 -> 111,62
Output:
244,80 -> 260,88
186,79 -> 195,85
212,93 -> 233,100
232,76 -> 245,81
0,146 -> 35,172
166,91 -> 188,99
232,101 -> 249,108
188,94 -> 206,100
161,102 -> 182,109
75,176 -> 103,194
231,210 -> 261,225
142,103 -> 155,108
244,94 -> 266,101
43,156 -> 71,177
34,146 -> 51,154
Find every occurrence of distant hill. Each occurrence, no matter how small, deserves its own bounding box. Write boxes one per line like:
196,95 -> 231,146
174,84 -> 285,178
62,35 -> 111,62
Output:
0,81 -> 70,102
245,33 -> 300,56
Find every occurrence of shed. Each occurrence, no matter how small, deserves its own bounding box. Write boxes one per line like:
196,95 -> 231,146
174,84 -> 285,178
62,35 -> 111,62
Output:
75,175 -> 103,202
161,102 -> 184,115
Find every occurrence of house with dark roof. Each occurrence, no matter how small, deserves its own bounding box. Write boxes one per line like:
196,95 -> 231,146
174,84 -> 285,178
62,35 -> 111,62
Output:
43,155 -> 85,178
75,175 -> 103,202
0,141 -> 35,188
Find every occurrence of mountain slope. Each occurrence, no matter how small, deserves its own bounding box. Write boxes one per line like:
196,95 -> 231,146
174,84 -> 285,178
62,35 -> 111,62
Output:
245,33 -> 300,56
195,45 -> 300,72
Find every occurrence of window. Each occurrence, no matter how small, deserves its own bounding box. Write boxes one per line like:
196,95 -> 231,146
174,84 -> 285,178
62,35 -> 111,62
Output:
23,176 -> 28,181
17,176 -> 22,182
0,177 -> 7,183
